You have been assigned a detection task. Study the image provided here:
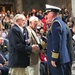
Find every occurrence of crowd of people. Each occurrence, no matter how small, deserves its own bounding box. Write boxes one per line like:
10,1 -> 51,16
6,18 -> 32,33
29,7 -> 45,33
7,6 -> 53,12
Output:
0,4 -> 75,75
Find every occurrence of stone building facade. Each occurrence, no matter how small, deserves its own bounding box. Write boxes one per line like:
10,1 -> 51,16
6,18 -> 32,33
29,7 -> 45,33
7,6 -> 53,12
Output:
0,0 -> 72,15
47,0 -> 72,16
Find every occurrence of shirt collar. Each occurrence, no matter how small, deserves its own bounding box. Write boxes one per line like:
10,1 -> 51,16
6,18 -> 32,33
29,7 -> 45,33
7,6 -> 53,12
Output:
16,23 -> 23,33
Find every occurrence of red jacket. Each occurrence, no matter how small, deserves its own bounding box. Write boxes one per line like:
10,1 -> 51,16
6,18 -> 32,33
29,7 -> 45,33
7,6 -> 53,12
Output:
40,53 -> 47,62
41,18 -> 47,32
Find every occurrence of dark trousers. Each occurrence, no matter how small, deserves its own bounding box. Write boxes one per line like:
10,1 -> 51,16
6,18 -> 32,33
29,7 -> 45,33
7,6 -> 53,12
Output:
40,63 -> 46,75
49,62 -> 64,75
40,62 -> 48,75
0,66 -> 9,75
64,62 -> 72,75
48,61 -> 72,75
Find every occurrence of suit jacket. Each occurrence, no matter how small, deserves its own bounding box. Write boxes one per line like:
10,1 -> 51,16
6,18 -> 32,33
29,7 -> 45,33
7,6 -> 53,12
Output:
47,17 -> 70,65
66,25 -> 73,64
8,24 -> 32,67
26,26 -> 40,65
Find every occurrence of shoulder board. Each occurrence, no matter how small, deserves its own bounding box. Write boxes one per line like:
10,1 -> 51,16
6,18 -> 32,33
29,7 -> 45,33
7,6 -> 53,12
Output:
49,20 -> 62,33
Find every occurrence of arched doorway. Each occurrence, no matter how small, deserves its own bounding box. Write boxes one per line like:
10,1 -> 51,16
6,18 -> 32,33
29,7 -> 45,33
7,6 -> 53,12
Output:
0,4 -> 12,13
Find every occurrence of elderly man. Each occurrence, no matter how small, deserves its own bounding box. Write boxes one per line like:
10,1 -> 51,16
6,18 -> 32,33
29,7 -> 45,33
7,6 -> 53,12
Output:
26,16 -> 46,75
8,14 -> 39,75
45,4 -> 70,75
26,16 -> 40,75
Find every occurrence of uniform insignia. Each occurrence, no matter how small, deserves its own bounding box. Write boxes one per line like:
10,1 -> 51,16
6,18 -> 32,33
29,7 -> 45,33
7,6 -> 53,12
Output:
40,41 -> 46,49
52,52 -> 59,59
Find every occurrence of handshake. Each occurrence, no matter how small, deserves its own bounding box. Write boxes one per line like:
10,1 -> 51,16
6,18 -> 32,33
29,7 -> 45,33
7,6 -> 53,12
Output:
32,41 -> 46,52
32,44 -> 39,52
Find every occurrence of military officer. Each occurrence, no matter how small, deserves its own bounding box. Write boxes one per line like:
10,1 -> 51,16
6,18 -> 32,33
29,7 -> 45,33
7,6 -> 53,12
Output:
45,4 -> 70,75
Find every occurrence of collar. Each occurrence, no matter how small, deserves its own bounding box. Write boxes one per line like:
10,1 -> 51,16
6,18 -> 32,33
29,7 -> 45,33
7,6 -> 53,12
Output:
15,23 -> 23,33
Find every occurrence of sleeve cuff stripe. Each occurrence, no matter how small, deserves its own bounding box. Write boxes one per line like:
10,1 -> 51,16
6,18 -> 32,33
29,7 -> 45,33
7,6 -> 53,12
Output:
52,52 -> 59,59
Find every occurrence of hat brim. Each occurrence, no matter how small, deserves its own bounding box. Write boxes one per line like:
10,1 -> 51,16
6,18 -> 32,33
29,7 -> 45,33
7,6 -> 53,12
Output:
45,8 -> 60,13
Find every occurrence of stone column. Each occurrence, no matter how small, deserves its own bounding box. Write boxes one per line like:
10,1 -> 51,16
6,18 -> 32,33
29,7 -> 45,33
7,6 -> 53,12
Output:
72,0 -> 75,17
15,0 -> 23,13
47,0 -> 63,7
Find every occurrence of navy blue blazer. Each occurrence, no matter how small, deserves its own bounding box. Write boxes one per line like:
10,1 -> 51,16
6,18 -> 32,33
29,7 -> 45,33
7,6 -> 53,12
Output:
47,17 -> 70,65
8,24 -> 32,67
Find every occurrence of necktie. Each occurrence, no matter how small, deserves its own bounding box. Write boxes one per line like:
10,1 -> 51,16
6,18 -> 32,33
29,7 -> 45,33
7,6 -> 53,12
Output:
23,27 -> 28,45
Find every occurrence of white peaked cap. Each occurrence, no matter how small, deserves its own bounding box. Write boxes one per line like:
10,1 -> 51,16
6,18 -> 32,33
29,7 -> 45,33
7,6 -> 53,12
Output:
45,4 -> 61,12
29,16 -> 38,22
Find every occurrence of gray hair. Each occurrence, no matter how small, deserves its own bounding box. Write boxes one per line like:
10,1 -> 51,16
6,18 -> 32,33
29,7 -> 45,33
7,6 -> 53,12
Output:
13,14 -> 25,23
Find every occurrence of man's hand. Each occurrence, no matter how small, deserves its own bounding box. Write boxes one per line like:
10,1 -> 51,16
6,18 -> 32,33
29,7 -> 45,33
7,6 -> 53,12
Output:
0,63 -> 3,67
51,60 -> 57,67
32,44 -> 39,52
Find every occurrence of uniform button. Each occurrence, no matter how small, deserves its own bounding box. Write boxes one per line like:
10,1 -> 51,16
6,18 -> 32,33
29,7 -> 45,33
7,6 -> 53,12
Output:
53,50 -> 55,51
